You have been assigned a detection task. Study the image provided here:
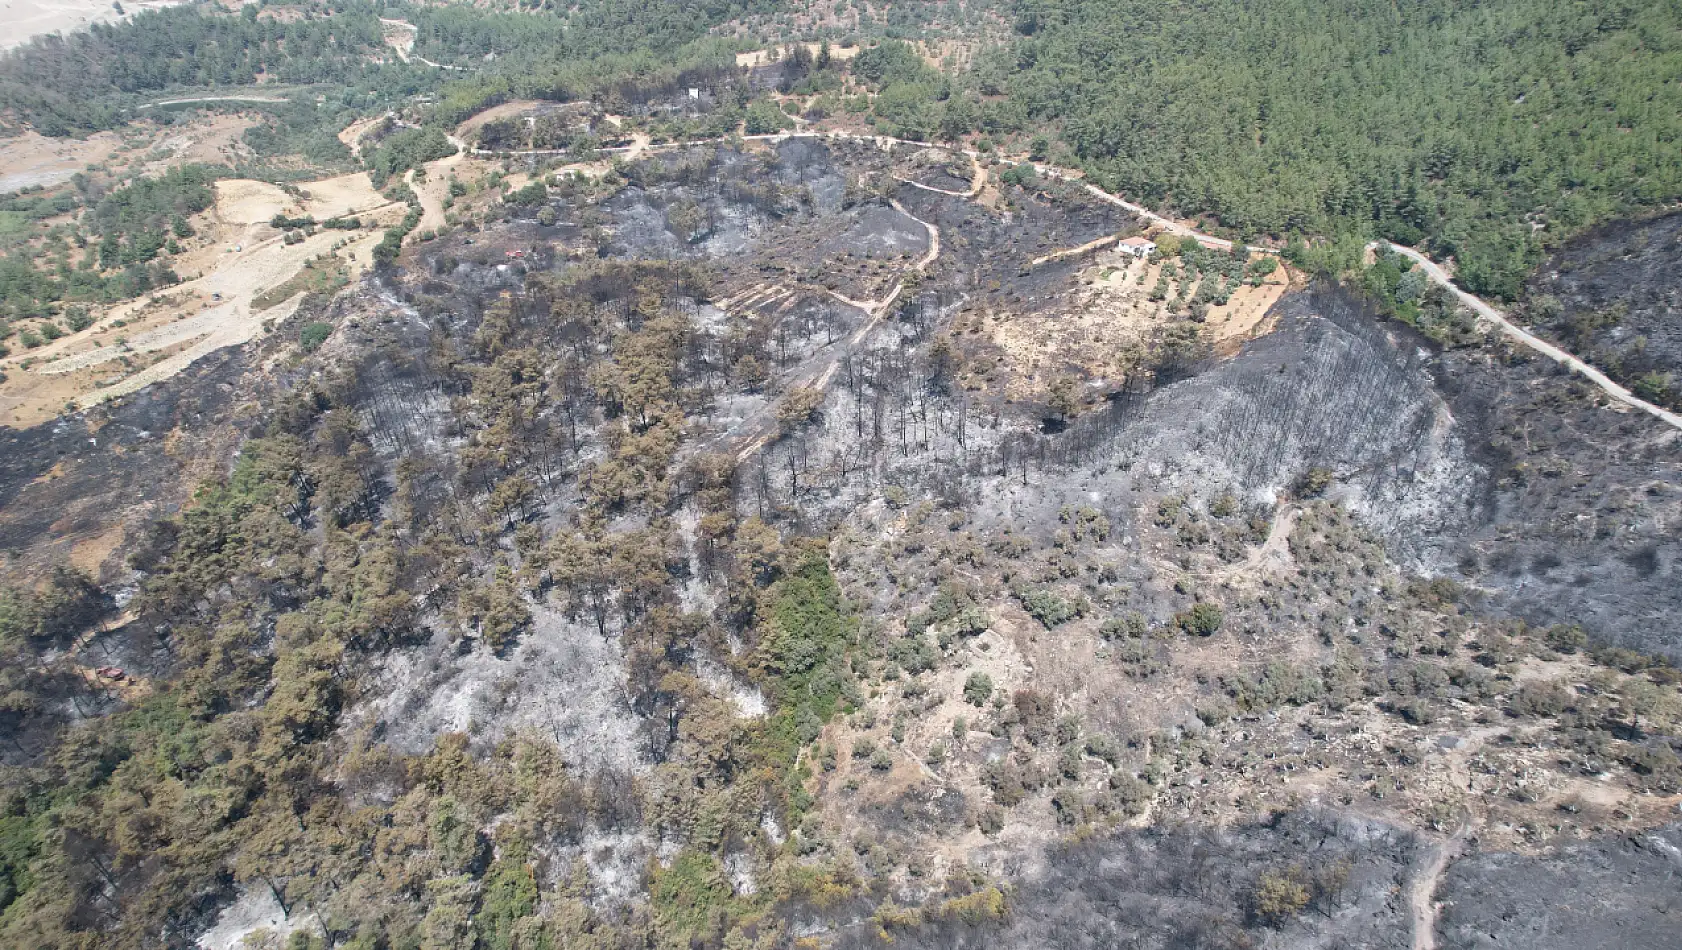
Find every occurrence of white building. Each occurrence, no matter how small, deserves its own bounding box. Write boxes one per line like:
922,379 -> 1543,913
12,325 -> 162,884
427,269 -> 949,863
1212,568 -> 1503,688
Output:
1117,235 -> 1157,258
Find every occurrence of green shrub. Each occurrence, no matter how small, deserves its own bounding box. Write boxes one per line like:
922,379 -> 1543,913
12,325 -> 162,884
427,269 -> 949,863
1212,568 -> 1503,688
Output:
1101,612 -> 1148,640
1251,868 -> 1310,925
1544,624 -> 1588,654
1174,602 -> 1224,637
1510,679 -> 1571,718
1227,661 -> 1324,712
1107,773 -> 1154,817
888,634 -> 938,675
298,321 -> 333,352
744,100 -> 792,135
1294,467 -> 1334,498
1112,637 -> 1161,677
1014,585 -> 1086,628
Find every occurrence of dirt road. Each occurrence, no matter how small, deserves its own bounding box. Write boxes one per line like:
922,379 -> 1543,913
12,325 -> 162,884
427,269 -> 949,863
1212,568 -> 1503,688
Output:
1030,233 -> 1122,267
742,133 -> 1682,438
893,151 -> 984,199
1408,820 -> 1471,950
0,170 -> 398,421
1377,242 -> 1682,434
405,134 -> 468,233
379,17 -> 414,62
378,19 -> 469,71
138,95 -> 290,109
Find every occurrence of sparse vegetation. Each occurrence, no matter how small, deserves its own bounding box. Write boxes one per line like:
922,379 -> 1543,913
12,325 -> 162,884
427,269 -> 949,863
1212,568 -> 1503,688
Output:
0,12 -> 1677,950
297,320 -> 334,351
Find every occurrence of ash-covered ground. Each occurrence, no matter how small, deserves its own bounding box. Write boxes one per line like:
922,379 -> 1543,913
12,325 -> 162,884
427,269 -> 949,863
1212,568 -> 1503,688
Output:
3,135 -> 1679,950
1525,209 -> 1682,404
1437,822 -> 1682,950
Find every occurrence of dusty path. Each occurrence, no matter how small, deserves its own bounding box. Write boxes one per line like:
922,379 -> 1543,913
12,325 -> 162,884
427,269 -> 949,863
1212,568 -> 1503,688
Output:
378,17 -> 414,63
404,133 -> 468,233
893,151 -> 984,199
1031,233 -> 1122,267
479,124 -> 1680,453
1194,504 -> 1299,584
379,17 -> 468,70
138,95 -> 289,109
0,169 -> 398,419
1408,820 -> 1471,950
1032,165 -> 1237,250
740,133 -> 1682,438
1375,242 -> 1682,434
486,128 -> 1239,251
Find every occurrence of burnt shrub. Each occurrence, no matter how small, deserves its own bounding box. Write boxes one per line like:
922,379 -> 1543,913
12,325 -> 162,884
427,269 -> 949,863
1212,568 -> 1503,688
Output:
1013,689 -> 1056,745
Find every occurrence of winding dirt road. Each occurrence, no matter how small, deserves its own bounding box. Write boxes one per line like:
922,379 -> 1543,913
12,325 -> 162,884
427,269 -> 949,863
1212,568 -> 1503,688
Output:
1408,820 -> 1472,950
422,123 -> 1682,444
1375,242 -> 1682,433
892,150 -> 985,199
404,133 -> 469,233
138,95 -> 290,109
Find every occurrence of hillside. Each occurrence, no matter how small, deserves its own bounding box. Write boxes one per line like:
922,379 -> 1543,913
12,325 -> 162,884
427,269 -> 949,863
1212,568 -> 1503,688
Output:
0,4 -> 1679,950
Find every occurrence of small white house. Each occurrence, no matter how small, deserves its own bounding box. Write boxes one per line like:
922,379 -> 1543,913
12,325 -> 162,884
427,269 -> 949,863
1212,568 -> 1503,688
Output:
1117,235 -> 1157,258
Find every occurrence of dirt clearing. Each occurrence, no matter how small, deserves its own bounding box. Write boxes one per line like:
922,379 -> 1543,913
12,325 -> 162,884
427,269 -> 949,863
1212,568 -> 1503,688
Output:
378,17 -> 415,63
0,130 -> 124,193
1,113 -> 259,194
0,171 -> 398,425
981,249 -> 1294,399
451,99 -> 568,145
735,42 -> 859,69
0,0 -> 183,50
338,114 -> 387,158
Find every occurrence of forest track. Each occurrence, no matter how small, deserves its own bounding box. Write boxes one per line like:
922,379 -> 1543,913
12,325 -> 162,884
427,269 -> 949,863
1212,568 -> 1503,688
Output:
1409,819 -> 1471,950
138,95 -> 290,109
1377,242 -> 1682,434
893,150 -> 984,199
505,125 -> 1682,470
378,17 -> 414,63
1031,233 -> 1122,267
1193,504 -> 1299,583
378,113 -> 1682,449
378,18 -> 468,71
405,134 -> 468,234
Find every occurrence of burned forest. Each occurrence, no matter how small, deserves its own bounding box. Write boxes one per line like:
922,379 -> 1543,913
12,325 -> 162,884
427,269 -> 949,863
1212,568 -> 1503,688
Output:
2,120 -> 1680,950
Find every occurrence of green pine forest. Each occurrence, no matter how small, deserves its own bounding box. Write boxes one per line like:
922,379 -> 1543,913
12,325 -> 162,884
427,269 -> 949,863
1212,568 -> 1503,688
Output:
990,0 -> 1682,297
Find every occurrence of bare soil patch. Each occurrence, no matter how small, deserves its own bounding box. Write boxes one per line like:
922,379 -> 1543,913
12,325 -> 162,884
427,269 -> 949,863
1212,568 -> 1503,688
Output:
735,42 -> 859,69
378,16 -> 415,63
337,114 -> 387,159
0,130 -> 124,193
0,0 -> 183,50
2,113 -> 259,194
982,250 -> 1292,400
453,99 -> 556,143
0,171 -> 397,424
